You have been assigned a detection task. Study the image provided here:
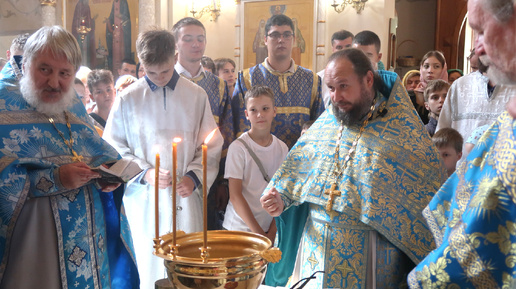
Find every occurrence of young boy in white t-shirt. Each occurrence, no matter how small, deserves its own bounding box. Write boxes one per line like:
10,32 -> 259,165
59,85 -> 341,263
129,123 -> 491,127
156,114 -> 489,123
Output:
223,85 -> 288,242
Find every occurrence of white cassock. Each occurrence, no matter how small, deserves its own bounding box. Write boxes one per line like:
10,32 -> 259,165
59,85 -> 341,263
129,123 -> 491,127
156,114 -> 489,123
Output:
436,71 -> 511,159
104,75 -> 223,289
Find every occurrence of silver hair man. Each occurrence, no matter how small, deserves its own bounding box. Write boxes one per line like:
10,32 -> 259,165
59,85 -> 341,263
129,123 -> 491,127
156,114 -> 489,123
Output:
20,26 -> 81,115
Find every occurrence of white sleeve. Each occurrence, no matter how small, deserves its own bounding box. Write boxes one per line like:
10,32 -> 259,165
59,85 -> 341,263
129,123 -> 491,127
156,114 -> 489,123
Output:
103,94 -> 152,170
224,141 -> 246,180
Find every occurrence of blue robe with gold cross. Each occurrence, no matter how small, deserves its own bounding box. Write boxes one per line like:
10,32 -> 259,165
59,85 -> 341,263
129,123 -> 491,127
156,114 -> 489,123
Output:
408,89 -> 516,288
264,70 -> 447,288
0,74 -> 139,288
231,62 -> 324,149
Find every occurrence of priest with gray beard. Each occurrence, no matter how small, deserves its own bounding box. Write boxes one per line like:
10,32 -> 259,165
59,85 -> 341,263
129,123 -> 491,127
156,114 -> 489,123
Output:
0,26 -> 139,289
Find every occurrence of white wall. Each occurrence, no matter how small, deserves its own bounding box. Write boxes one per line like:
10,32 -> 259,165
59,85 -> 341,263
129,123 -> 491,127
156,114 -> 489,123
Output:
169,0 -> 237,60
322,0 -> 396,70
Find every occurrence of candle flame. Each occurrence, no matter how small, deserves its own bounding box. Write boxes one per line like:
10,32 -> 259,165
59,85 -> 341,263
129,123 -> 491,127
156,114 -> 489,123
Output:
173,137 -> 182,143
204,128 -> 218,144
153,144 -> 161,155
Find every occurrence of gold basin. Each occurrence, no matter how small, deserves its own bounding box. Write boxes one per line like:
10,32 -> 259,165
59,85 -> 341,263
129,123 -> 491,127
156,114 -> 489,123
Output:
154,230 -> 279,289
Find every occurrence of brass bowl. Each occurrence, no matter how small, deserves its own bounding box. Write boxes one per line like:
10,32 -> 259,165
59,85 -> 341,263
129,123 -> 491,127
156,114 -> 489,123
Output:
154,230 -> 280,289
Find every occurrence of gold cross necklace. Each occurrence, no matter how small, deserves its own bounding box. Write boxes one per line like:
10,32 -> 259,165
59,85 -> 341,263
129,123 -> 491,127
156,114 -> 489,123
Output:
46,112 -> 84,162
324,99 -> 376,212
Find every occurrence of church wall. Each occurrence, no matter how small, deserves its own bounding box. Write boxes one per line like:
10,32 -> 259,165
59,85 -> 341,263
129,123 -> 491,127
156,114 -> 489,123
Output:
168,0 -> 395,72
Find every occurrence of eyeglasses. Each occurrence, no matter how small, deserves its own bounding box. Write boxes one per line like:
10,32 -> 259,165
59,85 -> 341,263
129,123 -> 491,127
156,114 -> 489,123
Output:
267,32 -> 294,40
290,271 -> 325,289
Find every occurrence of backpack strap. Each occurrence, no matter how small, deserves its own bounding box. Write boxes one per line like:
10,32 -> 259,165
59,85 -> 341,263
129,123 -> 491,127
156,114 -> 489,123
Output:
237,138 -> 271,183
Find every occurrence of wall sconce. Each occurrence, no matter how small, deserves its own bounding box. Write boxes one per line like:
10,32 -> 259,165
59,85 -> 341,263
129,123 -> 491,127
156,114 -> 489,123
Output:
331,0 -> 368,14
190,0 -> 221,22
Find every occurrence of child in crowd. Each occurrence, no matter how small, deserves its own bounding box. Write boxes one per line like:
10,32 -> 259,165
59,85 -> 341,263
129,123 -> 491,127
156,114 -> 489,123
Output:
424,79 -> 450,136
432,128 -> 463,176
115,74 -> 137,94
223,85 -> 288,242
214,58 -> 237,98
87,69 -> 116,129
301,120 -> 314,136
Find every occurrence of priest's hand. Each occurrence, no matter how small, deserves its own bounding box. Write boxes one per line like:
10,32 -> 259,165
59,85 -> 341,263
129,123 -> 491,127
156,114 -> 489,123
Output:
177,177 -> 194,198
60,162 -> 101,190
261,187 -> 284,217
145,168 -> 172,189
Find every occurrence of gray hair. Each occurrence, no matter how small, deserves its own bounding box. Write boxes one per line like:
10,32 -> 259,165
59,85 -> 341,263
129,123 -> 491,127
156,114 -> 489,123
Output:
484,0 -> 515,22
23,26 -> 81,73
10,33 -> 30,56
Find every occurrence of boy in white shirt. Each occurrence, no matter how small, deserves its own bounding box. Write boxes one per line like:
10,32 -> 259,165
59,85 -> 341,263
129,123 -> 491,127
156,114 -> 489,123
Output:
223,85 -> 288,242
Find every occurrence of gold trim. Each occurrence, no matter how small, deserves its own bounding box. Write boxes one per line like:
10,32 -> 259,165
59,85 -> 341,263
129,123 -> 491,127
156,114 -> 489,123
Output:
235,25 -> 241,27
276,107 -> 310,115
316,53 -> 325,56
317,20 -> 326,23
234,47 -> 240,49
316,44 -> 325,47
40,0 -> 56,7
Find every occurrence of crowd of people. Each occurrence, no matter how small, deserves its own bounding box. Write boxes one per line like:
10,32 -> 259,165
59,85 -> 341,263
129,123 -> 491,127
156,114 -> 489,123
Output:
0,0 -> 515,287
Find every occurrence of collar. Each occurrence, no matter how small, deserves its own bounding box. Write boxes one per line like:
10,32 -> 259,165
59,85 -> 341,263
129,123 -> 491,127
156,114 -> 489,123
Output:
10,55 -> 23,80
175,62 -> 205,79
144,69 -> 180,91
263,57 -> 296,73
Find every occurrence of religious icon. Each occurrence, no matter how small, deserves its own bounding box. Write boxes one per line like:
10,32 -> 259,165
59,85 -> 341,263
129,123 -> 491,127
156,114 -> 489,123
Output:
105,0 -> 132,72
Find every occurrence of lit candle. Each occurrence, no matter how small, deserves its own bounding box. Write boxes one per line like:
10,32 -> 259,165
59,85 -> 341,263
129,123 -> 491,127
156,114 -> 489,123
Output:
212,0 -> 217,10
202,128 -> 218,250
172,137 -> 182,246
155,153 -> 160,240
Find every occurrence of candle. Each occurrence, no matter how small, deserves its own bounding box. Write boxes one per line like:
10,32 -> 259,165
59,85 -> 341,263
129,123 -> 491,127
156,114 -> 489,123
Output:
172,137 -> 182,246
202,128 -> 218,250
212,0 -> 217,10
155,153 -> 160,239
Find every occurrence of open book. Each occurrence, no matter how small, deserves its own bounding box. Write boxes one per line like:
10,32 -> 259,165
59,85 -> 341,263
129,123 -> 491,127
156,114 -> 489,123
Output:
92,158 -> 143,183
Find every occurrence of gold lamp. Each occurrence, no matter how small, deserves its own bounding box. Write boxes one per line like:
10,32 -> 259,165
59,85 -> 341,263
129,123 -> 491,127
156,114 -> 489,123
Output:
190,0 -> 221,22
331,0 -> 368,14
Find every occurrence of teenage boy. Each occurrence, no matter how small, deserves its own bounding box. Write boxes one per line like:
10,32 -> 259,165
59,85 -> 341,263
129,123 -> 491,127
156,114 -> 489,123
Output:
103,28 -> 223,289
232,14 -> 324,149
223,85 -> 288,242
87,69 -> 116,128
432,128 -> 463,176
424,79 -> 450,136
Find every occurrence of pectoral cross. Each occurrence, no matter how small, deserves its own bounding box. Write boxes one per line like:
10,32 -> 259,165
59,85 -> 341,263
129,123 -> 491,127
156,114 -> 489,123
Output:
324,183 -> 341,212
71,150 -> 84,162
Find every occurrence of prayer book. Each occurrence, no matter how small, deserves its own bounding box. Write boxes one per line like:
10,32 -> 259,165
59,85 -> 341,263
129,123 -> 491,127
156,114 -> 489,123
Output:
93,158 -> 143,183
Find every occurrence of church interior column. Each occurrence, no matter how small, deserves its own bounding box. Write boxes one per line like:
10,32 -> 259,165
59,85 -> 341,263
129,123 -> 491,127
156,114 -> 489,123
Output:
40,0 -> 57,26
139,0 -> 156,33
315,0 -> 327,72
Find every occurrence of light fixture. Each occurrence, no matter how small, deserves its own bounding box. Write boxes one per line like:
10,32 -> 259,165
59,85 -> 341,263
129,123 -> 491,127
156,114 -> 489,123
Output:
190,0 -> 221,22
331,0 -> 368,14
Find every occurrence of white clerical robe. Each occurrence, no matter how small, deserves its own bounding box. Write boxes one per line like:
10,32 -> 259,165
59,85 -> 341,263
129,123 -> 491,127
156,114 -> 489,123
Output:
436,71 -> 511,158
103,76 -> 223,289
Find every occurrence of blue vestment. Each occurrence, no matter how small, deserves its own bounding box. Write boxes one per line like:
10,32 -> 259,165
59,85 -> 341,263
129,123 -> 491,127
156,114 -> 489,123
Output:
265,71 -> 447,288
181,72 -> 235,159
0,75 -> 139,288
408,91 -> 516,288
232,62 -> 324,148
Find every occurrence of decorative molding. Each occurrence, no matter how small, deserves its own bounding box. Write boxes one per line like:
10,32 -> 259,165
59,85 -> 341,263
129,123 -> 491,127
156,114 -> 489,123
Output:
40,0 -> 56,7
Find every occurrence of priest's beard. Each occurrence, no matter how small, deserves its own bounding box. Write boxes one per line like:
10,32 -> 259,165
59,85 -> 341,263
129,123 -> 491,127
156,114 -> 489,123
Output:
20,72 -> 75,116
480,55 -> 516,85
332,87 -> 374,127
